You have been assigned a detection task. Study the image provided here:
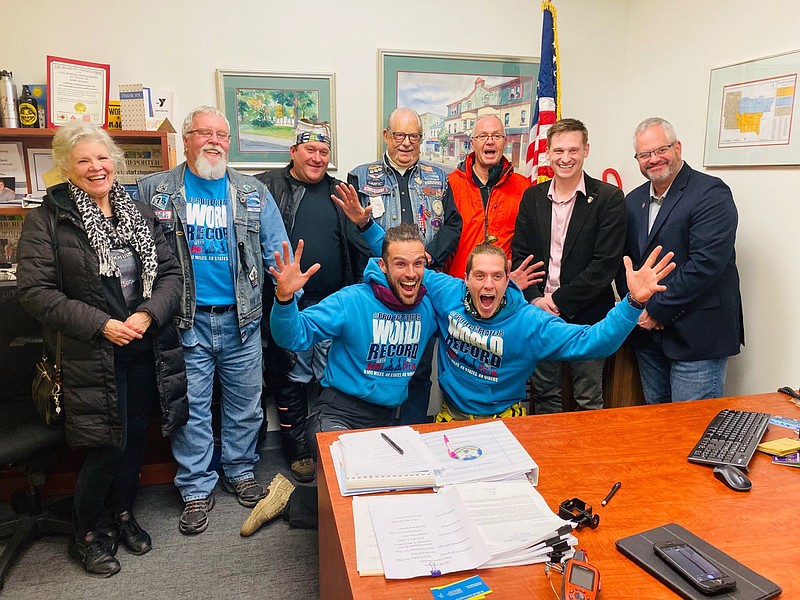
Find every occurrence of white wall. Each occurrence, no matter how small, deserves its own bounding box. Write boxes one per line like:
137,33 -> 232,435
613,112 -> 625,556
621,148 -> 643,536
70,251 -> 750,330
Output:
615,0 -> 800,395
3,0 -> 798,396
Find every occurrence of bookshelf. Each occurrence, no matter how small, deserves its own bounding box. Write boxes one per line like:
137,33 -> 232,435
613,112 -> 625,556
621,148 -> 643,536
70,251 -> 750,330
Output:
0,127 -> 176,216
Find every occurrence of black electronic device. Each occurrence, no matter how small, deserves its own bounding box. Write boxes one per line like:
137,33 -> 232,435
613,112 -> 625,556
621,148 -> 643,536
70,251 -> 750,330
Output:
560,550 -> 600,600
558,497 -> 599,529
687,409 -> 770,468
712,464 -> 752,491
653,540 -> 736,596
777,386 -> 800,400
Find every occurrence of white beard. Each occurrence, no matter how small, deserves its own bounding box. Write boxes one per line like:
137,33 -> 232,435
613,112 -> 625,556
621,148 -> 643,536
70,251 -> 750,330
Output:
194,145 -> 228,180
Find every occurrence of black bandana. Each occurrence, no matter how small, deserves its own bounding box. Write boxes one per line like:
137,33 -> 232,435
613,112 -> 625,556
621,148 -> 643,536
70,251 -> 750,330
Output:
463,289 -> 506,320
70,180 -> 158,298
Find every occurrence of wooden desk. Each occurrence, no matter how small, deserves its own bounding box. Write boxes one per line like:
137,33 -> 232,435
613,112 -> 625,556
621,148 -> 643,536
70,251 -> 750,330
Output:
317,393 -> 800,599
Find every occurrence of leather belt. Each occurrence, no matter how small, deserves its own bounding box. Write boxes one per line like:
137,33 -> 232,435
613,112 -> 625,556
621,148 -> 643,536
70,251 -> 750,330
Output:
196,304 -> 236,314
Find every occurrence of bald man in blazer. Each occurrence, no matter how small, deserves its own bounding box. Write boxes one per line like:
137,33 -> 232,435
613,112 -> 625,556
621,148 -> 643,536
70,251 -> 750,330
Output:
617,117 -> 744,404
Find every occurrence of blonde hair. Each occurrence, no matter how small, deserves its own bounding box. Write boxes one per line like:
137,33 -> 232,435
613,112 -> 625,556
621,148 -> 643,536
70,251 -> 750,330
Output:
51,121 -> 126,175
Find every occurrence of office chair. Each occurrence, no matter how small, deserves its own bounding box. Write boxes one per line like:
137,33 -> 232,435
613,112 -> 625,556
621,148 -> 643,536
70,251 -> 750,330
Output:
0,393 -> 73,592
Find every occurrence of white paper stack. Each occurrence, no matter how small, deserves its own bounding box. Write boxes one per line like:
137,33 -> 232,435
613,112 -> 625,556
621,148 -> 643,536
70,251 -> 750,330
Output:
353,480 -> 575,578
331,426 -> 443,495
420,420 -> 540,486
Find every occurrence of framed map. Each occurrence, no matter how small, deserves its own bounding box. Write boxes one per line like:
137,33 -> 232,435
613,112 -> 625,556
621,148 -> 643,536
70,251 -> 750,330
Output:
704,49 -> 799,166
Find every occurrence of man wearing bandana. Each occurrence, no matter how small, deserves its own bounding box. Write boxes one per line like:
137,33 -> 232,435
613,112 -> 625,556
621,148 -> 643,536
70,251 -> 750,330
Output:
137,106 -> 290,535
255,121 -> 375,483
349,108 -> 461,426
511,119 -> 626,414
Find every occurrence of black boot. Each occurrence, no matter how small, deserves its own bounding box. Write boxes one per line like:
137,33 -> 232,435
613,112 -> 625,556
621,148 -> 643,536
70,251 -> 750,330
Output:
274,381 -> 312,462
113,511 -> 152,555
69,532 -> 121,577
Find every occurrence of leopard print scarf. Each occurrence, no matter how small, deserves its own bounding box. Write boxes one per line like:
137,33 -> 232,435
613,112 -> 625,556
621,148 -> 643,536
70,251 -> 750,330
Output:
70,180 -> 158,298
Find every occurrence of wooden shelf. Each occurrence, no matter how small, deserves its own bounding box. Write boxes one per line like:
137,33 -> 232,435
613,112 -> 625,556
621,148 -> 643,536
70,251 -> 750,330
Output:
0,127 -> 176,216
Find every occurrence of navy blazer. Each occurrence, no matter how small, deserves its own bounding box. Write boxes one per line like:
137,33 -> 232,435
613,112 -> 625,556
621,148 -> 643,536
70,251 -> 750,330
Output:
511,173 -> 626,325
619,162 -> 744,360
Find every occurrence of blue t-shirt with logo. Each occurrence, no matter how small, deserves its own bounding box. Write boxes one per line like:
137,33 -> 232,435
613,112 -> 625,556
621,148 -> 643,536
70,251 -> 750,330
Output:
184,168 -> 236,306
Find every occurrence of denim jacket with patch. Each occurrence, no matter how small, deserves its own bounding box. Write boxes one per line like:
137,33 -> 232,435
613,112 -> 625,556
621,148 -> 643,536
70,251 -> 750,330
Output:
137,163 -> 289,342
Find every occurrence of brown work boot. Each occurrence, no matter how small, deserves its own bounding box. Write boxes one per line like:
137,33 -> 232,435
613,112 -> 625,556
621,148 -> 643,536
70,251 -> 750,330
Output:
240,473 -> 295,537
290,457 -> 316,483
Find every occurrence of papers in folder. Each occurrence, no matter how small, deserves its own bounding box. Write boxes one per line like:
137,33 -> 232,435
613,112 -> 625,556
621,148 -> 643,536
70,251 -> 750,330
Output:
331,426 -> 441,495
353,480 -> 576,578
330,421 -> 539,496
421,420 -> 539,486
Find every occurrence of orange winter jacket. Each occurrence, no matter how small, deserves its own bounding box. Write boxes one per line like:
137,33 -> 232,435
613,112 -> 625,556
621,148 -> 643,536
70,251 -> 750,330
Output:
445,153 -> 530,278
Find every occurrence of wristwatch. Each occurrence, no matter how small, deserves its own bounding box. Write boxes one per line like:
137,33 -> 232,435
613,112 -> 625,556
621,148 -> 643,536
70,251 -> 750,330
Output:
626,293 -> 646,310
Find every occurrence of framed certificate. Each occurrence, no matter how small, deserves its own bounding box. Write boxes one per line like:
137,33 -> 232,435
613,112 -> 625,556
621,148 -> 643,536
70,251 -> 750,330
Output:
47,55 -> 110,128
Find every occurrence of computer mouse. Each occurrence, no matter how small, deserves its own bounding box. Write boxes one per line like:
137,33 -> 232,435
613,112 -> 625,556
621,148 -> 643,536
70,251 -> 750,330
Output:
713,464 -> 752,492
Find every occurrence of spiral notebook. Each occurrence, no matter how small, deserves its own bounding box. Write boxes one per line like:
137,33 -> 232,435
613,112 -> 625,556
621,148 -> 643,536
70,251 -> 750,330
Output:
331,426 -> 442,495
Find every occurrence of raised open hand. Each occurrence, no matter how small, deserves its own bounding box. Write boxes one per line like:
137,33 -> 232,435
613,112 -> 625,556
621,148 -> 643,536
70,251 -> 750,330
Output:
331,182 -> 371,228
268,240 -> 321,302
509,254 -> 545,291
624,245 -> 676,304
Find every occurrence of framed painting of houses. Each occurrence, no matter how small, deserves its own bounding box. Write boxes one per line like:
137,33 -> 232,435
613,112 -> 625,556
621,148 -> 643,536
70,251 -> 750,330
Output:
216,69 -> 337,170
379,50 -> 538,173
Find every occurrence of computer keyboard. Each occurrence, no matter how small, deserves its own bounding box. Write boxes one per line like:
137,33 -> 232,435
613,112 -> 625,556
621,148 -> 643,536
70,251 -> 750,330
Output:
687,409 -> 771,468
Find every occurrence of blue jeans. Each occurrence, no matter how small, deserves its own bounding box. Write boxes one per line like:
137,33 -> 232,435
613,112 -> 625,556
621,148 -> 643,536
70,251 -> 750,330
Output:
635,348 -> 728,404
172,309 -> 263,501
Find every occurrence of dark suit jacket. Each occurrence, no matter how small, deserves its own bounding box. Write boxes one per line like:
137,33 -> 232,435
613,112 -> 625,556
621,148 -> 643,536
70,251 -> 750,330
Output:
618,162 -> 744,360
511,173 -> 626,325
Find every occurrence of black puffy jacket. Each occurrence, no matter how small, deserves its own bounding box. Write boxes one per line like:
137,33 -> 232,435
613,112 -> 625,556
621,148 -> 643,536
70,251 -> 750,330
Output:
16,183 -> 188,449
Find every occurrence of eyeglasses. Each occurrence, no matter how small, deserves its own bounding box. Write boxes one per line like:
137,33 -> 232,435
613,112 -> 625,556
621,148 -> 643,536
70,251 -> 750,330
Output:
472,133 -> 506,142
186,129 -> 232,141
387,130 -> 422,143
634,142 -> 675,161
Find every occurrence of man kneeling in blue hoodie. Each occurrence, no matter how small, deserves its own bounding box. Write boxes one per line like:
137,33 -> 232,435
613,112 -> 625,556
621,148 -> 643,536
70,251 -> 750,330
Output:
270,220 -> 674,438
269,223 -> 438,454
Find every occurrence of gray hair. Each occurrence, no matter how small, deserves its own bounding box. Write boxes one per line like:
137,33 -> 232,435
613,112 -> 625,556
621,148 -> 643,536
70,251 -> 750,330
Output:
633,117 -> 677,146
386,107 -> 422,132
182,105 -> 230,136
51,121 -> 126,175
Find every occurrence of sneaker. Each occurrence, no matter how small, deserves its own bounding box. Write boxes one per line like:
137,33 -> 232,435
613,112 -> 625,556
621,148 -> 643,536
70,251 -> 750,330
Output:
179,494 -> 215,535
290,457 -> 316,483
240,473 -> 295,537
114,511 -> 152,555
69,532 -> 121,578
221,476 -> 266,508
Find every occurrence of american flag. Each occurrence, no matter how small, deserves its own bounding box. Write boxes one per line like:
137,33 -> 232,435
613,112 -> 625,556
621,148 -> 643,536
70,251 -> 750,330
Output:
525,1 -> 561,183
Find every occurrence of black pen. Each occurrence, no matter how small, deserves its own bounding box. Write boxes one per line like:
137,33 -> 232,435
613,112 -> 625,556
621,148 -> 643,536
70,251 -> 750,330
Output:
381,432 -> 404,455
601,481 -> 621,506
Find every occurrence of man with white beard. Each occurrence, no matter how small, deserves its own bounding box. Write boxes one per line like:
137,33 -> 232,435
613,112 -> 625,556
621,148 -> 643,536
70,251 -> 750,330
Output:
137,106 -> 291,535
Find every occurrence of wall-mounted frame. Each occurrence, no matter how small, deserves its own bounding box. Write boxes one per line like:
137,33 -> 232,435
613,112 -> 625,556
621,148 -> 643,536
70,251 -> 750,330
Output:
379,50 -> 538,173
704,49 -> 799,167
216,69 -> 337,170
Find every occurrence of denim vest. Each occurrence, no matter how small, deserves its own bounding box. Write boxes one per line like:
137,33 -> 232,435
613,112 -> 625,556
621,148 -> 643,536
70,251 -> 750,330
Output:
137,163 -> 284,341
349,157 -> 446,246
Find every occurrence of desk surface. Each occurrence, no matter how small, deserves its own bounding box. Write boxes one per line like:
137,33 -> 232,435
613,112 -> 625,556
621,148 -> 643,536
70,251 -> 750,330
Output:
317,393 -> 800,599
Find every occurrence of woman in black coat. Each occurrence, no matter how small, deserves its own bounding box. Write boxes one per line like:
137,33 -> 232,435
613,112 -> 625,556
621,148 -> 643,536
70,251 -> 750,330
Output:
16,121 -> 188,578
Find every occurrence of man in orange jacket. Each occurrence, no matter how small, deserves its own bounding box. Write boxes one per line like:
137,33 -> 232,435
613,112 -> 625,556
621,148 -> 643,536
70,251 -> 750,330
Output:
445,114 -> 530,278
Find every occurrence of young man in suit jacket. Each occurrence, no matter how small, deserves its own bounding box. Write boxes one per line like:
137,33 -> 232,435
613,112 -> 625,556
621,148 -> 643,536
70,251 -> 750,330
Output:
617,117 -> 744,404
511,118 -> 626,413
